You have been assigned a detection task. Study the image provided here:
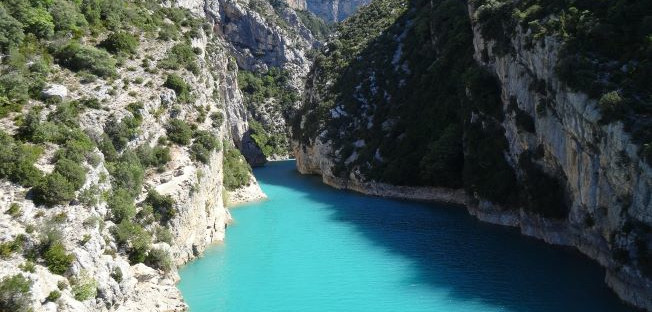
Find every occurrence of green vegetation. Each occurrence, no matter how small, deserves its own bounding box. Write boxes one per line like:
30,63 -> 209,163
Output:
237,68 -> 298,156
54,42 -> 117,77
190,130 -> 220,163
223,143 -> 251,190
71,273 -> 97,301
0,274 -> 31,312
112,220 -> 151,263
145,248 -> 172,273
164,74 -> 192,103
108,188 -> 136,223
470,0 -> 652,158
43,241 -> 74,274
295,9 -> 331,40
249,120 -> 287,157
100,31 -> 139,55
46,290 -> 61,302
144,190 -> 176,225
165,119 -> 192,145
0,131 -> 43,187
159,42 -> 199,74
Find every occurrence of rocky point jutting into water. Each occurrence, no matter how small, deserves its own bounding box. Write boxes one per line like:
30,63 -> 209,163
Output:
293,0 -> 652,310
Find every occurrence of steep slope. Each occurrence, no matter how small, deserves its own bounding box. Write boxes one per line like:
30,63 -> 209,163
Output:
0,0 -> 267,311
286,0 -> 371,22
293,0 -> 652,310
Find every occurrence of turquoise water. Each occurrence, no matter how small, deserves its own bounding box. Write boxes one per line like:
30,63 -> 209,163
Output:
178,160 -> 635,312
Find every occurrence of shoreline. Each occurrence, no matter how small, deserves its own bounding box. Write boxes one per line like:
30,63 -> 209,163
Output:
298,168 -> 650,311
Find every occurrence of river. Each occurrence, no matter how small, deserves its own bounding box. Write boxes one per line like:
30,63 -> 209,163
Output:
178,160 -> 635,312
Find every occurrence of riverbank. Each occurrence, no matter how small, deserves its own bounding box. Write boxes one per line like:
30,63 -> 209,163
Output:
294,158 -> 650,311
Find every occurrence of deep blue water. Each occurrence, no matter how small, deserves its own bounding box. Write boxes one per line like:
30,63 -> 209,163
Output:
178,160 -> 635,312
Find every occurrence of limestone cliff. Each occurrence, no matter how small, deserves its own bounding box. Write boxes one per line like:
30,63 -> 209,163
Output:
294,0 -> 652,309
0,0 -> 266,310
286,0 -> 371,22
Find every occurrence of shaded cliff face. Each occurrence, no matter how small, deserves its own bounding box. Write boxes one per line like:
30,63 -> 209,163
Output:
294,0 -> 652,309
285,0 -> 370,22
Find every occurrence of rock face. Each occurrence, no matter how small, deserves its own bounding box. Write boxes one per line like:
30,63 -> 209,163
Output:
286,0 -> 371,22
0,0 -> 267,311
293,0 -> 652,310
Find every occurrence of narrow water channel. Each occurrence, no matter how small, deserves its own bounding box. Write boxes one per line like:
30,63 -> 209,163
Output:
178,160 -> 634,312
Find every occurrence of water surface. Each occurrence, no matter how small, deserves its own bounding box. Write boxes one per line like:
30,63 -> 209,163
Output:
178,160 -> 634,312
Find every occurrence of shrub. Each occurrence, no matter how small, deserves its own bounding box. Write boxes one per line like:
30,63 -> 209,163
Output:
210,112 -> 224,128
49,0 -> 88,33
163,74 -> 191,103
165,119 -> 192,145
6,203 -> 21,217
46,290 -> 61,302
19,261 -> 35,273
23,6 -> 55,38
223,144 -> 251,190
144,190 -> 176,224
145,248 -> 172,273
33,172 -> 77,206
0,131 -> 43,187
71,274 -> 97,301
44,241 -> 74,275
190,130 -> 220,163
136,144 -> 171,168
159,42 -> 198,74
598,91 -> 624,120
108,188 -> 136,223
158,23 -> 180,41
110,267 -> 123,283
154,226 -> 173,244
109,151 -> 145,198
55,42 -> 117,77
104,116 -> 141,151
54,158 -> 87,190
112,221 -> 151,263
0,6 -> 24,53
100,32 -> 139,55
0,274 -> 32,312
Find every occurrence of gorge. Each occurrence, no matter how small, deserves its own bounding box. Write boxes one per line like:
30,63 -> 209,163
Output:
0,0 -> 650,311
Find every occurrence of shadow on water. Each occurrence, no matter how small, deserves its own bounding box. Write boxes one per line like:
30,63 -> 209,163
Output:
253,161 -> 637,312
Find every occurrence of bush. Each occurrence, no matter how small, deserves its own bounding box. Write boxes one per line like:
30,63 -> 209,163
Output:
0,274 -> 32,312
599,91 -> 624,120
46,290 -> 61,302
190,130 -> 220,163
33,172 -> 77,206
6,203 -> 21,217
0,131 -> 43,187
54,158 -> 87,190
71,274 -> 96,301
159,42 -> 198,74
210,112 -> 224,128
104,115 -> 141,151
55,42 -> 117,77
163,74 -> 191,103
223,144 -> 251,190
109,151 -> 145,198
144,190 -> 176,224
112,221 -> 151,264
145,248 -> 173,273
0,6 -> 24,53
165,119 -> 192,145
154,226 -> 173,244
136,144 -> 171,168
49,0 -> 88,34
100,32 -> 139,55
108,188 -> 136,223
23,6 -> 55,38
110,267 -> 123,283
44,241 -> 74,275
